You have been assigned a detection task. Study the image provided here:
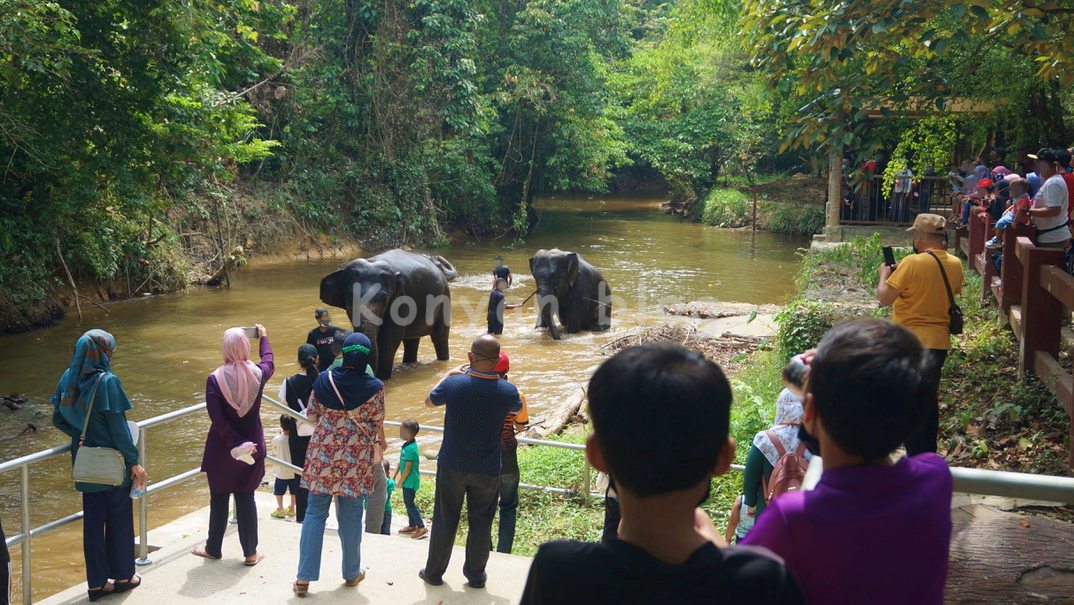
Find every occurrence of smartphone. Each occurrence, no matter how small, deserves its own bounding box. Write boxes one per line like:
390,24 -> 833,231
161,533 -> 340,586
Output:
241,326 -> 260,339
882,246 -> 897,269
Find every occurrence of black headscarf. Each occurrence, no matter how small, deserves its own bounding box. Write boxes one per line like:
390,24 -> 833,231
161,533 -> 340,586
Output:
312,332 -> 383,410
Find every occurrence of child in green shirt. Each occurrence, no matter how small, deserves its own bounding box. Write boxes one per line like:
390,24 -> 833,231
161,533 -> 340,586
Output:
393,419 -> 427,539
381,461 -> 395,535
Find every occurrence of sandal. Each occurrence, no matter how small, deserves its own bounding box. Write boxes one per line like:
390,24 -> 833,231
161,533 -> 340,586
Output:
87,583 -> 114,602
244,551 -> 265,566
344,571 -> 366,587
293,580 -> 309,597
113,575 -> 142,594
411,527 -> 429,540
191,545 -> 221,560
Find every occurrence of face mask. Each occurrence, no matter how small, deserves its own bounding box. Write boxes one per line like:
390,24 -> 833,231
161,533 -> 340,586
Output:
798,423 -> 822,457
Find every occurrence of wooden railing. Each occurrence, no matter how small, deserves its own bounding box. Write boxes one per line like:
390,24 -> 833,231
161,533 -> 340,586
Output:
969,222 -> 1074,468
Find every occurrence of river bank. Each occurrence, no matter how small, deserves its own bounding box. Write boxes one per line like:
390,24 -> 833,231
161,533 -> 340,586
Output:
662,173 -> 827,237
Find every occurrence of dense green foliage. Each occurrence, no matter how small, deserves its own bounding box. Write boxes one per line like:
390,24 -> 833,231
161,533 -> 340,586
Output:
700,188 -> 750,227
741,0 -> 1074,166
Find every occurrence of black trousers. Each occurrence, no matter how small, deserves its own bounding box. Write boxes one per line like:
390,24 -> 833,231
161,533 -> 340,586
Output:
288,434 -> 311,523
424,467 -> 499,582
905,349 -> 949,456
601,481 -> 621,544
206,491 -> 258,558
82,486 -> 135,588
0,515 -> 9,605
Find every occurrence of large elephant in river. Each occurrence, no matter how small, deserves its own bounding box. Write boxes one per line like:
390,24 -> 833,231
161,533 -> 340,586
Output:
319,249 -> 457,379
529,248 -> 611,340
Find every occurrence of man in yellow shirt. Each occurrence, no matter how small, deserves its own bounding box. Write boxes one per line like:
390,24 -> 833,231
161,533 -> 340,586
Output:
877,214 -> 964,455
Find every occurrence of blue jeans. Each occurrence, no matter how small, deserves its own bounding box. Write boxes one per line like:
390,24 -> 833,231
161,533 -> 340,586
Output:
995,211 -> 1015,232
496,469 -> 519,553
297,493 -> 365,582
402,488 -> 425,528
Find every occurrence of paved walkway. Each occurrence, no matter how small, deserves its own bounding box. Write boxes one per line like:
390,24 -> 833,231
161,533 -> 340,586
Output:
40,493 -> 531,605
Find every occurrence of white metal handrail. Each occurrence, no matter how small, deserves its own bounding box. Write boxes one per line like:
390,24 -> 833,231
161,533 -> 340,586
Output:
3,391 -> 1074,604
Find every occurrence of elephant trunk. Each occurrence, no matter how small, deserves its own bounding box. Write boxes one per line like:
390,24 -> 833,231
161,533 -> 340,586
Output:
536,286 -> 561,340
356,310 -> 382,376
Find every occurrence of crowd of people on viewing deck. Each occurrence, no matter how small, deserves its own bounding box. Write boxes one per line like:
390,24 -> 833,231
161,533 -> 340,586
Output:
952,146 -> 1073,255
35,225 -> 980,604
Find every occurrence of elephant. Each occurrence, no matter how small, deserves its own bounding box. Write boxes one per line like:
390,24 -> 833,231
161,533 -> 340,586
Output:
529,248 -> 611,340
319,249 -> 457,379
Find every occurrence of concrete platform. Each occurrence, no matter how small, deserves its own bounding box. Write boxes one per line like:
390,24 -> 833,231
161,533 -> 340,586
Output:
40,493 -> 532,605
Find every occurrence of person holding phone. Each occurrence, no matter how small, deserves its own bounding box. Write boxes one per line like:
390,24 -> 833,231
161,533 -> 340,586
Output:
877,214 -> 963,455
194,324 -> 274,565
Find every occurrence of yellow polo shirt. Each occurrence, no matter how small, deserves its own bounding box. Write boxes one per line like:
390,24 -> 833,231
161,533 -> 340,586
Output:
886,249 -> 964,350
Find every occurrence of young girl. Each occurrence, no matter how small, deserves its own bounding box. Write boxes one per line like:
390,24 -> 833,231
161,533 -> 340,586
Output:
725,356 -> 808,542
278,344 -> 318,523
270,416 -> 298,519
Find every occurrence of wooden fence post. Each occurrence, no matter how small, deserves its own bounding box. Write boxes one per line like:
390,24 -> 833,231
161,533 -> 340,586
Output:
1019,243 -> 1065,378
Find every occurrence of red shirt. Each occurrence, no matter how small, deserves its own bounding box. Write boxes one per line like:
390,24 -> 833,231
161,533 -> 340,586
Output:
1062,172 -> 1074,219
1013,194 -> 1032,225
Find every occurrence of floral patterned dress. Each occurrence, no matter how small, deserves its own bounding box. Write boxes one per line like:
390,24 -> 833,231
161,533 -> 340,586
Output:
301,389 -> 385,498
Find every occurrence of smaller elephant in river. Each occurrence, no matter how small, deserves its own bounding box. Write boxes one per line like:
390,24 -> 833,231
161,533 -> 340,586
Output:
319,249 -> 456,379
529,248 -> 611,340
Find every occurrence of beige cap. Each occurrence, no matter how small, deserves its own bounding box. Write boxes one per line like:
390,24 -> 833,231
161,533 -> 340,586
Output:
906,213 -> 947,235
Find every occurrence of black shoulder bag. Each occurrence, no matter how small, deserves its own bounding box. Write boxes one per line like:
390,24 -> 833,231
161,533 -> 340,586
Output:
926,251 -> 963,336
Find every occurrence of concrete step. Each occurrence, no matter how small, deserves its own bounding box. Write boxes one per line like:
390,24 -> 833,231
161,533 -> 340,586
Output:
39,492 -> 532,605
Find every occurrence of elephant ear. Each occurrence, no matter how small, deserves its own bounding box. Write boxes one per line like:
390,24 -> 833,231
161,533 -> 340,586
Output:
529,251 -> 544,273
320,269 -> 349,309
566,253 -> 580,287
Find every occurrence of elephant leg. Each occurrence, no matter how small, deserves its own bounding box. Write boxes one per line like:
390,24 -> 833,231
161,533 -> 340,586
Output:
431,323 -> 450,361
377,334 -> 401,380
402,338 -> 420,364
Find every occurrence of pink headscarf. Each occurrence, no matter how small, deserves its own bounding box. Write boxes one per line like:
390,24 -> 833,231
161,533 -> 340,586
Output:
211,328 -> 263,417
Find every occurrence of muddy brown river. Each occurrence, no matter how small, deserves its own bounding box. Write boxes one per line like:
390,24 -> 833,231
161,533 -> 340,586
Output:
0,195 -> 804,599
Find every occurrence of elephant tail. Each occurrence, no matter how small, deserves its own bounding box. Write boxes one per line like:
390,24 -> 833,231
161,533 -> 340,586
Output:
430,255 -> 457,281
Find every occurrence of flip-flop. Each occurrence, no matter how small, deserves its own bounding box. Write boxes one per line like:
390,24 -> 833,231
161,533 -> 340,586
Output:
191,546 -> 221,560
293,580 -> 309,596
244,552 -> 265,566
114,575 -> 142,594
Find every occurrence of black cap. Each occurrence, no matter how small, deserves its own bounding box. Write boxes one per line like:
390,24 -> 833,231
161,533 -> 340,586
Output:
1057,148 -> 1073,169
1028,147 -> 1062,164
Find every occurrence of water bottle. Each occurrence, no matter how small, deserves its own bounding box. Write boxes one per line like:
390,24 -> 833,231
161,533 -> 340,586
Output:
130,483 -> 145,499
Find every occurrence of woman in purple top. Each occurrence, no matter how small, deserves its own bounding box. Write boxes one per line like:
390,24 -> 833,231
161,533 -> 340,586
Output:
193,324 -> 274,566
743,319 -> 952,605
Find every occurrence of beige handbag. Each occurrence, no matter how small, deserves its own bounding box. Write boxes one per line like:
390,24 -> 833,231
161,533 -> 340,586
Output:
327,372 -> 383,465
72,373 -> 128,486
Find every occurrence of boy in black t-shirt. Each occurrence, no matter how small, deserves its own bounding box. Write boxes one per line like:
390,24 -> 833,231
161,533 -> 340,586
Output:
492,255 -> 512,287
520,344 -> 803,605
305,308 -> 337,371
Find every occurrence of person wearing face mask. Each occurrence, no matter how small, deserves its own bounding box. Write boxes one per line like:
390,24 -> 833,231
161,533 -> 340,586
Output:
742,319 -> 953,605
877,213 -> 964,455
419,335 -> 521,589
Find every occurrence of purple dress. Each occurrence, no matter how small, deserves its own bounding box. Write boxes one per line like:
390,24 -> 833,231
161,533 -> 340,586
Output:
200,336 -> 274,493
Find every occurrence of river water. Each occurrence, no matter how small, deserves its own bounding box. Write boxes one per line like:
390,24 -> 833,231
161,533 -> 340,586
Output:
0,194 -> 803,599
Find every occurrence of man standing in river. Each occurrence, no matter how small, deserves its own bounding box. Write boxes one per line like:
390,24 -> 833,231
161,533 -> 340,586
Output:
877,213 -> 963,455
420,335 -> 522,588
306,308 -> 337,371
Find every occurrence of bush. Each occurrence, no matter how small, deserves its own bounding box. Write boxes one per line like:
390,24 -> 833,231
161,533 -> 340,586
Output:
701,188 -> 751,227
774,298 -> 850,358
766,204 -> 825,235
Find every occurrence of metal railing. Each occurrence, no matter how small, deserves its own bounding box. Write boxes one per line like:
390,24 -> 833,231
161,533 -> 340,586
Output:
4,392 -> 1074,603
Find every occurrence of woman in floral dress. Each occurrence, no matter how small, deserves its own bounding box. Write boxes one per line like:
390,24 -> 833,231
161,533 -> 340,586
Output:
293,332 -> 386,596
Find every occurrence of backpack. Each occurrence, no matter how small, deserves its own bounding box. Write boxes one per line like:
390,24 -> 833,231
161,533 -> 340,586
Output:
761,429 -> 808,503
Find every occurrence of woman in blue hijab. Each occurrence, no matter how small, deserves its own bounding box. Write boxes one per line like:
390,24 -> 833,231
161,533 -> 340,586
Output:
52,329 -> 146,601
293,332 -> 386,595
